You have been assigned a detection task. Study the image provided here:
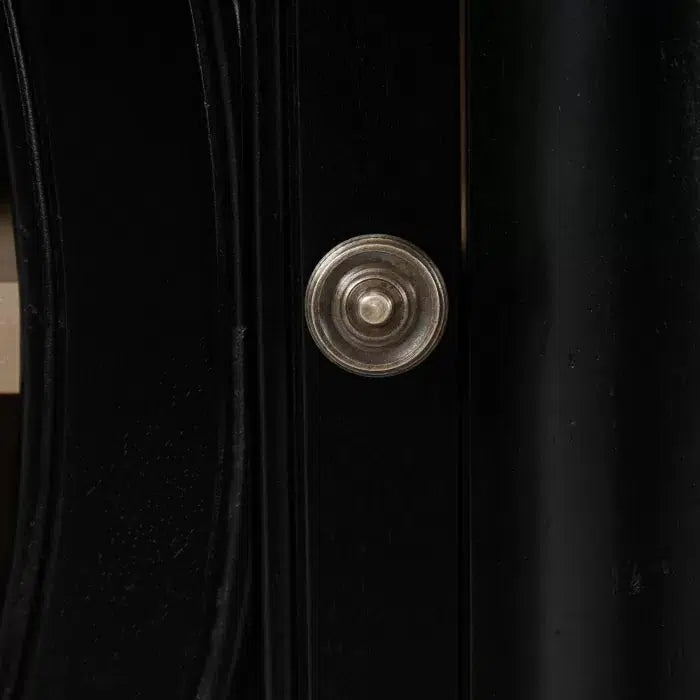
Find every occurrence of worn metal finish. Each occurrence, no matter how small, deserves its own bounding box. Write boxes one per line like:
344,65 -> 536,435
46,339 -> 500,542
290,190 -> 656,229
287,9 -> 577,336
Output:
305,235 -> 448,376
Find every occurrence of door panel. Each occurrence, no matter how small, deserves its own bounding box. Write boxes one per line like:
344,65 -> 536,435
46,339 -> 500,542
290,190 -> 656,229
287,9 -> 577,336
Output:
297,3 -> 462,698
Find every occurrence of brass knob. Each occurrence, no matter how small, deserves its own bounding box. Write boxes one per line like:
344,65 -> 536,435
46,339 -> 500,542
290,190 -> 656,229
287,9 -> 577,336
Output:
305,235 -> 448,377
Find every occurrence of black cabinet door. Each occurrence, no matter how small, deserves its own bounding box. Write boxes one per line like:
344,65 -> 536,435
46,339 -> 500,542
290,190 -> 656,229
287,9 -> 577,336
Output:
2,2 -> 700,699
0,2 -> 463,698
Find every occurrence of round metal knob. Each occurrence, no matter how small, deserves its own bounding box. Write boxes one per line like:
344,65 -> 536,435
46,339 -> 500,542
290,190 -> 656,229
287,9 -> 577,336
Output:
305,234 -> 448,377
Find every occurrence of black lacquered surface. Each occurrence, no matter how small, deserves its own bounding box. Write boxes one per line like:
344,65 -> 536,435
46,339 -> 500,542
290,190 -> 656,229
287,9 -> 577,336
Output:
297,2 -> 462,697
469,2 -> 700,697
0,2 -> 241,697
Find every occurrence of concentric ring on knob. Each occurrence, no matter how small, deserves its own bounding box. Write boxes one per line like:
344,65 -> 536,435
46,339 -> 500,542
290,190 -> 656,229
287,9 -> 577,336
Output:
305,235 -> 448,377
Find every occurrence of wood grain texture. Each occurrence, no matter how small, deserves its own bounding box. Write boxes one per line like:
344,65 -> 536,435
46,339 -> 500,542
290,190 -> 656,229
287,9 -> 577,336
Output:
0,282 -> 18,393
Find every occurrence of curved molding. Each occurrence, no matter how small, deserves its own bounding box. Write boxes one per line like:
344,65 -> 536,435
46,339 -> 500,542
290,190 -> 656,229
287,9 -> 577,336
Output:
0,0 -> 64,696
188,1 -> 307,698
187,1 -> 254,697
0,1 -> 304,696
